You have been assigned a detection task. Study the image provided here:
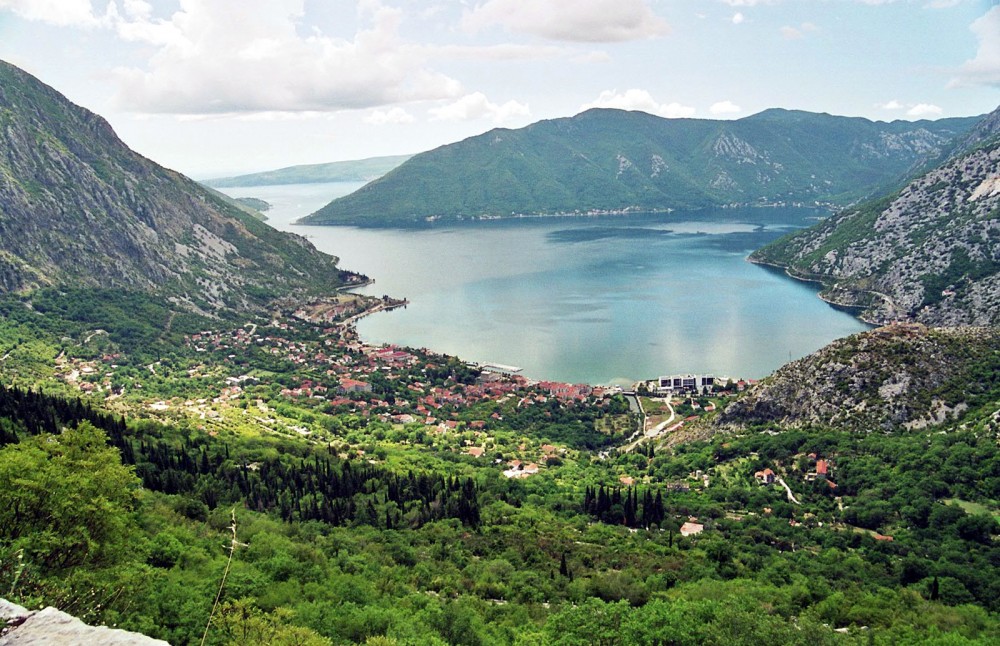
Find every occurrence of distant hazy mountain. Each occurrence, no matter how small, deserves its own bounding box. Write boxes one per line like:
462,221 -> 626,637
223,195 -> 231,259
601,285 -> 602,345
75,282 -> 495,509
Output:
300,108 -> 981,226
202,155 -> 412,188
0,60 -> 349,314
752,104 -> 1000,327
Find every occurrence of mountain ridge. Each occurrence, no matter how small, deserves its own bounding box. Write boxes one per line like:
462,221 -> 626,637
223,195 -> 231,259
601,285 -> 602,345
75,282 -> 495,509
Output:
750,104 -> 1000,327
202,154 -> 412,188
300,108 -> 982,226
0,60 -> 353,314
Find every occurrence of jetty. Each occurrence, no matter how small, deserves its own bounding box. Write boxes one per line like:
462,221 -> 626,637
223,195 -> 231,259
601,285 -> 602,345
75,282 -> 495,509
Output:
479,363 -> 522,376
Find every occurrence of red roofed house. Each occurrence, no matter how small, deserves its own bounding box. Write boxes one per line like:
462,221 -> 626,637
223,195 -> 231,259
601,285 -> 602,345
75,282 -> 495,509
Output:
680,521 -> 704,537
338,378 -> 372,394
754,468 -> 775,485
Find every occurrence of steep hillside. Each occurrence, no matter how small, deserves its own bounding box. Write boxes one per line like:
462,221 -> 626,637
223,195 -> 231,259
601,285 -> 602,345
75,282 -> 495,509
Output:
0,60 -> 351,314
752,110 -> 1000,326
300,108 -> 979,226
718,323 -> 1000,432
203,154 -> 411,187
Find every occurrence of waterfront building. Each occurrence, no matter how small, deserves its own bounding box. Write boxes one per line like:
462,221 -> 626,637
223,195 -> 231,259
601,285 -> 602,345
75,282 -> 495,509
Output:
657,374 -> 715,393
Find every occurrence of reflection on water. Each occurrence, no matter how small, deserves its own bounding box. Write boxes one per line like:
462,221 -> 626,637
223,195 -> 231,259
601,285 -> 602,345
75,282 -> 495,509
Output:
220,183 -> 869,384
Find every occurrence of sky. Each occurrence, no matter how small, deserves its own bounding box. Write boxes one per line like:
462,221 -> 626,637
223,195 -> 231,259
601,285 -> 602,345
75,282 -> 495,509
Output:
0,0 -> 998,179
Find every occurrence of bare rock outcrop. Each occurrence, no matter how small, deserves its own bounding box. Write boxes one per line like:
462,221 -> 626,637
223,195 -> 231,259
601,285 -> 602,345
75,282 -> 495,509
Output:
1,599 -> 168,645
717,324 -> 1000,432
751,104 -> 1000,327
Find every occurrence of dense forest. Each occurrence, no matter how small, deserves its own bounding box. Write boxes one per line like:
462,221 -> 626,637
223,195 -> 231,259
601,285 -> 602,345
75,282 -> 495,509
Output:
3,359 -> 1000,644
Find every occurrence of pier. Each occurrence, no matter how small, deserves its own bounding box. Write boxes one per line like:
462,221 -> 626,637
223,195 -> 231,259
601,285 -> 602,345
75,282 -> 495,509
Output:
479,362 -> 522,376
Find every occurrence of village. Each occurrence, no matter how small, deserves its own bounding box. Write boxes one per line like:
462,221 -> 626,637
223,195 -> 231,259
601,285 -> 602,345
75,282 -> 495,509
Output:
51,294 -> 634,480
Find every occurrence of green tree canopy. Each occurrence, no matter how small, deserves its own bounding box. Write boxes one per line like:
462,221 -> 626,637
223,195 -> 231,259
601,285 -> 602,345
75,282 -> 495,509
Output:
0,422 -> 141,570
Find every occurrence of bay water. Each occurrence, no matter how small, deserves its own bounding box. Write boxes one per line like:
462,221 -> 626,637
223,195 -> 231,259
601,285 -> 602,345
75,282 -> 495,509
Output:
221,182 -> 869,385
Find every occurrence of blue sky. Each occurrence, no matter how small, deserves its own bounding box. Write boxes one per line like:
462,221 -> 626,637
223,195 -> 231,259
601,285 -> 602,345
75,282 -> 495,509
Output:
1,0 -> 997,178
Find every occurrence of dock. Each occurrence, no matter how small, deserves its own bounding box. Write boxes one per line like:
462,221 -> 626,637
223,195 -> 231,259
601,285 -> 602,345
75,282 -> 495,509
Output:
479,362 -> 522,375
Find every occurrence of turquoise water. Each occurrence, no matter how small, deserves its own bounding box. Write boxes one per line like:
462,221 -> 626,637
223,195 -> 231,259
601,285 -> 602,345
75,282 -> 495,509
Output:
222,182 -> 869,385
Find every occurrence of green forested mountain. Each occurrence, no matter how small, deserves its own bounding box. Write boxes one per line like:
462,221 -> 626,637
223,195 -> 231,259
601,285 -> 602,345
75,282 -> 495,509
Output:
203,155 -> 412,188
0,60 -> 351,313
751,104 -> 1000,327
301,108 -> 980,226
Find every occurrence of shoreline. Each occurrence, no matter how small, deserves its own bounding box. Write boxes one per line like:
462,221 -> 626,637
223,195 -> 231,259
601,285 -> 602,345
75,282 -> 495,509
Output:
747,256 -> 886,327
297,202 -> 836,228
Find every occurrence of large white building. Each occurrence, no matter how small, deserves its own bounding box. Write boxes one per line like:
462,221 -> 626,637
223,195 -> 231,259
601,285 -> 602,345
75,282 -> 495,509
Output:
657,374 -> 714,393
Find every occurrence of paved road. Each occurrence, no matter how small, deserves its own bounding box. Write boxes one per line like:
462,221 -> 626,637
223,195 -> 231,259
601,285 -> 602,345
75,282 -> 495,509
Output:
775,476 -> 801,505
621,397 -> 678,453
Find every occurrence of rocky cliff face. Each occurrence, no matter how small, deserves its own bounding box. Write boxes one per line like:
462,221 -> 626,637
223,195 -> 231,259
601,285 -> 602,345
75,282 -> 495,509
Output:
751,106 -> 1000,327
718,323 -> 1000,432
0,60 -> 348,313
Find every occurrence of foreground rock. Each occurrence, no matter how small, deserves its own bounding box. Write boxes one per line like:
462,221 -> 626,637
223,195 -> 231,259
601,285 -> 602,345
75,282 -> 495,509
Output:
1,599 -> 167,645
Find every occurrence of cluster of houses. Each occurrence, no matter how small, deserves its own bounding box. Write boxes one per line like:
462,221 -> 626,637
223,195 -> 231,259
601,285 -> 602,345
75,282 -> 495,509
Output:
55,304 -> 625,484
755,453 -> 838,490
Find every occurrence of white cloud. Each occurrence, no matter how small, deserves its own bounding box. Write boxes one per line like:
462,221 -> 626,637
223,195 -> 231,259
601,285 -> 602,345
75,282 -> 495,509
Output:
907,103 -> 943,117
780,25 -> 803,39
234,111 -> 331,122
429,92 -> 531,123
364,107 -> 416,125
710,100 -> 742,115
780,22 -> 817,40
581,89 -> 696,118
877,100 -> 945,116
732,12 -> 745,25
952,7 -> 1000,88
107,0 -> 463,114
462,0 -> 668,43
122,0 -> 152,20
0,0 -> 100,26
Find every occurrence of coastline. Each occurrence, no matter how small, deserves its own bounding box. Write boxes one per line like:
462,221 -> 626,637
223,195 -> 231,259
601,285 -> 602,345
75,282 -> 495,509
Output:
298,201 -> 836,228
747,255 -> 884,326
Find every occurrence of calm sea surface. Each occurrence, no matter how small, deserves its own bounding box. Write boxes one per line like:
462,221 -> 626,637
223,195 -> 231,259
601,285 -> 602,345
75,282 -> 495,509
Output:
221,182 -> 869,385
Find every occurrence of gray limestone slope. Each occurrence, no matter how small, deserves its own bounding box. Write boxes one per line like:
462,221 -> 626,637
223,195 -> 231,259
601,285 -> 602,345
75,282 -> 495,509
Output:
718,323 -> 1000,432
752,111 -> 1000,327
0,59 -> 347,313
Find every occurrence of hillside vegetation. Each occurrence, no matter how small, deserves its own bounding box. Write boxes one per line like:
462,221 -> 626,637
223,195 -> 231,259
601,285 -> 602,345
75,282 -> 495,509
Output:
2,304 -> 1000,645
301,108 -> 979,226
